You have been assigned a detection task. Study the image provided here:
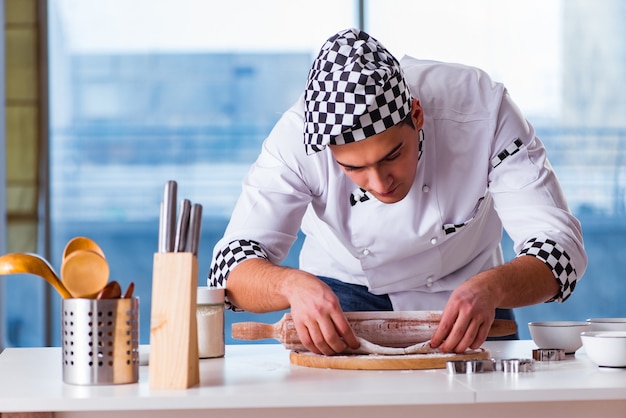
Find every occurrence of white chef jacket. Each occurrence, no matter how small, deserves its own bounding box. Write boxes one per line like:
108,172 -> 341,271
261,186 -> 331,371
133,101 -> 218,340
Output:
208,56 -> 587,311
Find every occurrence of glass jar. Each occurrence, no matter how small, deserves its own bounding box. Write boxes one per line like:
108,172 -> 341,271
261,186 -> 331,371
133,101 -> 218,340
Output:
196,286 -> 225,358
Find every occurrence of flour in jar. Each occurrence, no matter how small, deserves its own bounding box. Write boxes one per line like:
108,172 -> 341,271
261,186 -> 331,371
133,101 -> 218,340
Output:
197,286 -> 225,359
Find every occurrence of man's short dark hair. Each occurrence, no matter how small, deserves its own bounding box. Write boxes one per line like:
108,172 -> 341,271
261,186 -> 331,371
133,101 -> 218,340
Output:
399,111 -> 414,129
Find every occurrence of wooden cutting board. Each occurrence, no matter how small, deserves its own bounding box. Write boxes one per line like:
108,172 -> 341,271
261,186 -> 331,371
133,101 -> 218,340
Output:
290,348 -> 491,370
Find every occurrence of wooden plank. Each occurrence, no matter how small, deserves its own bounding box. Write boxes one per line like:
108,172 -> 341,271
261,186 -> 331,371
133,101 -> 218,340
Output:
149,252 -> 200,389
1,413 -> 53,418
5,28 -> 39,102
5,0 -> 38,25
6,106 -> 39,182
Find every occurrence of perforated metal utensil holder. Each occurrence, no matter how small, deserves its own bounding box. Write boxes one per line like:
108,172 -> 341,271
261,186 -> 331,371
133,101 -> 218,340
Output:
62,297 -> 139,385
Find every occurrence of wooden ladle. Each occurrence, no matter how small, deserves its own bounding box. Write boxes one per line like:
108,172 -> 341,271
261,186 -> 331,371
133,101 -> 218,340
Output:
95,281 -> 135,300
96,280 -> 122,299
62,236 -> 106,260
61,249 -> 110,298
0,252 -> 72,298
61,237 -> 109,298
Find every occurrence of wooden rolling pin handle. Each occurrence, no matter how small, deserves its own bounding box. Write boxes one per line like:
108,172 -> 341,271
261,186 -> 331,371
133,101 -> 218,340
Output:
231,321 -> 280,342
488,319 -> 517,337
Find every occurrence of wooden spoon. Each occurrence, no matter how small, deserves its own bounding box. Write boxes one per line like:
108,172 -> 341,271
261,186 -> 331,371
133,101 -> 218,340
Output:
96,280 -> 122,299
62,236 -> 105,260
0,252 -> 72,298
61,249 -> 110,298
123,281 -> 135,299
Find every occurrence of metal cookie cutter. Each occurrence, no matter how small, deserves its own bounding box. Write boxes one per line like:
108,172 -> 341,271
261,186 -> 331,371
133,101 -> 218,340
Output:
532,348 -> 566,362
447,359 -> 497,374
500,358 -> 534,373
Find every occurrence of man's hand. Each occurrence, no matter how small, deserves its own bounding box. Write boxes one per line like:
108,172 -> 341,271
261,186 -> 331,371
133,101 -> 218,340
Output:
226,259 -> 360,355
429,278 -> 497,353
285,272 -> 361,355
429,256 -> 559,353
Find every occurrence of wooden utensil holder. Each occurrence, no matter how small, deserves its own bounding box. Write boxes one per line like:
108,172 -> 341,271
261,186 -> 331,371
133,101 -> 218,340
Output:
149,252 -> 199,389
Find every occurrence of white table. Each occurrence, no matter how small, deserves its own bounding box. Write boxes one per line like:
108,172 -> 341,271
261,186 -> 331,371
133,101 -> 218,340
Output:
0,341 -> 625,418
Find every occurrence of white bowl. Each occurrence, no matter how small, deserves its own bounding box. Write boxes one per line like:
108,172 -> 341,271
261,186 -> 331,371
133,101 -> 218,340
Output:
586,318 -> 626,332
528,321 -> 591,353
581,331 -> 626,367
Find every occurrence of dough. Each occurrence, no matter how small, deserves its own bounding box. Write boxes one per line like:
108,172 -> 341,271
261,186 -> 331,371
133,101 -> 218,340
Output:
344,337 -> 438,355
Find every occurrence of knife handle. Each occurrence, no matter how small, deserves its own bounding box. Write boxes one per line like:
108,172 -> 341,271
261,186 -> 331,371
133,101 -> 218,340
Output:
186,203 -> 203,256
174,199 -> 191,252
160,180 -> 177,253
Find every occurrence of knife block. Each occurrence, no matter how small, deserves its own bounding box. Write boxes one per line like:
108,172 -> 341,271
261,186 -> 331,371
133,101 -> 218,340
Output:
149,252 -> 199,389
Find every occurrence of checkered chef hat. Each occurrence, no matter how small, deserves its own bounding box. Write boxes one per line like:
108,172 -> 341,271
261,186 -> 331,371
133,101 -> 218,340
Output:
304,28 -> 412,154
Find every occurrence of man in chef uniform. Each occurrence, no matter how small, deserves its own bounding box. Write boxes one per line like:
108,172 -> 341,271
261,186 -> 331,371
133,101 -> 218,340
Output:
208,28 -> 587,355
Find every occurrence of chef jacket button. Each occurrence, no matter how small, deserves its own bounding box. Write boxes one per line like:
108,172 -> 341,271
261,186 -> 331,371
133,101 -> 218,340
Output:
426,282 -> 433,288
362,248 -> 370,256
427,276 -> 434,284
430,237 -> 438,245
422,185 -> 430,193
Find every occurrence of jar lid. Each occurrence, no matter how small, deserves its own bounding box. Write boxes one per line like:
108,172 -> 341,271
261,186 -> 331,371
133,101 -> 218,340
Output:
197,286 -> 225,304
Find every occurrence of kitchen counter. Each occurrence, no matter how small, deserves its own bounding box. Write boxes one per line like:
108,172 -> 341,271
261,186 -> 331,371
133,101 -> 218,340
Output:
0,340 -> 625,417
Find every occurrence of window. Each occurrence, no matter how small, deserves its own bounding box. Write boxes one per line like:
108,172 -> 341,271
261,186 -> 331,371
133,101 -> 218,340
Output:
2,0 -> 624,347
5,0 -> 357,347
366,0 -> 626,325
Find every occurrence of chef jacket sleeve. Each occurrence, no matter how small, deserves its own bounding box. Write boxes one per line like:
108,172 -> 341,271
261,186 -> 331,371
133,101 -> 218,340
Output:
207,97 -> 320,308
488,90 -> 587,303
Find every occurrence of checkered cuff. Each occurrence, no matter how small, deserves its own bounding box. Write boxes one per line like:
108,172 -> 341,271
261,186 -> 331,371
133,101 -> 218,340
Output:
517,238 -> 578,302
208,239 -> 268,310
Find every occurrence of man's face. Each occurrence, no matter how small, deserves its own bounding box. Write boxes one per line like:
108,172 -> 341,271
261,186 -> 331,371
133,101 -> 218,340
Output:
330,99 -> 424,204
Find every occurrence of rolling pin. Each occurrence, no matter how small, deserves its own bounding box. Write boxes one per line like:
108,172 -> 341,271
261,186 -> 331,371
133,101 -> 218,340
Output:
232,311 -> 518,351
